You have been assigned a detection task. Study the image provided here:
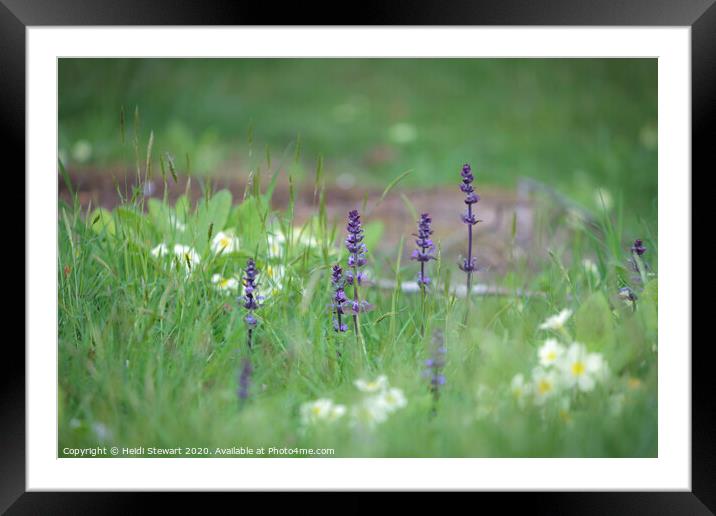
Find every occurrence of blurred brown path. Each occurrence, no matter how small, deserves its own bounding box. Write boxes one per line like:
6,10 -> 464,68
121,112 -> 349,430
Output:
59,168 -> 588,281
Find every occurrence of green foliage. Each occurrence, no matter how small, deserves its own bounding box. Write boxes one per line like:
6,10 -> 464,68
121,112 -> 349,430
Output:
575,292 -> 614,351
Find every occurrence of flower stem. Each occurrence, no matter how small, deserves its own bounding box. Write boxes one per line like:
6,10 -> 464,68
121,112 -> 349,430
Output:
466,204 -> 474,294
420,262 -> 426,337
352,265 -> 367,360
633,251 -> 648,286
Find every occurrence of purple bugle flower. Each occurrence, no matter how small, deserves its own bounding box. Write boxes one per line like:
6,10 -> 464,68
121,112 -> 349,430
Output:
631,239 -> 646,256
459,163 -> 480,295
411,212 -> 436,288
331,264 -> 348,333
240,258 -> 261,349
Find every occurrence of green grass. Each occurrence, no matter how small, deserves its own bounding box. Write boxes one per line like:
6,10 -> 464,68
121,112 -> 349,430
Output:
58,159 -> 658,457
59,58 -> 657,227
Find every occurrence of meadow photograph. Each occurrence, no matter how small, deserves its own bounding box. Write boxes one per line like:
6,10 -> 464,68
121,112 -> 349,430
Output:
57,58 -> 658,458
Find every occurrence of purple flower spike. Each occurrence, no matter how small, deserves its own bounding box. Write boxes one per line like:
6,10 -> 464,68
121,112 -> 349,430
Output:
240,258 -> 261,349
631,239 -> 647,256
411,213 -> 436,288
237,358 -> 253,402
459,163 -> 480,295
424,330 -> 447,414
331,264 -> 348,333
344,209 -> 372,335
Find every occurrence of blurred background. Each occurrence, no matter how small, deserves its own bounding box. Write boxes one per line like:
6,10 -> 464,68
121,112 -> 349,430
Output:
58,58 -> 657,274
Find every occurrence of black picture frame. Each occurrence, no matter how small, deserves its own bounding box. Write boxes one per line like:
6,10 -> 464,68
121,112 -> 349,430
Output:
5,0 -> 708,511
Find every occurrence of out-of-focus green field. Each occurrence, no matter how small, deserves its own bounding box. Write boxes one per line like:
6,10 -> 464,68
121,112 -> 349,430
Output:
59,58 -> 657,222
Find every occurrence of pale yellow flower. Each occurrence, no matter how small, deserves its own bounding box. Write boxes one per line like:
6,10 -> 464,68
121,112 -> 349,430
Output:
372,387 -> 407,413
558,343 -> 607,392
211,231 -> 239,254
354,375 -> 388,393
532,367 -> 559,405
300,399 -> 346,426
538,339 -> 565,367
538,309 -> 572,331
211,273 -> 239,292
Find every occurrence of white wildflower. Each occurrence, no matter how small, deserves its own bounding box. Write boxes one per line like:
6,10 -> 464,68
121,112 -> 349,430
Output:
558,343 -> 607,392
150,243 -> 169,258
371,387 -> 407,414
300,398 -> 346,426
351,399 -> 389,428
258,264 -> 285,298
267,232 -> 286,259
511,373 -> 531,405
173,244 -> 200,274
538,309 -> 572,331
354,375 -> 388,393
211,273 -> 239,292
211,231 -> 239,254
532,367 -> 559,405
538,339 -> 565,368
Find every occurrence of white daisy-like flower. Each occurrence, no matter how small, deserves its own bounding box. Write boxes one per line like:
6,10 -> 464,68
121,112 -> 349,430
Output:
558,342 -> 607,392
211,231 -> 239,255
531,367 -> 559,405
538,309 -> 573,331
538,339 -> 565,367
258,264 -> 285,298
350,399 -> 389,428
267,232 -> 287,259
150,243 -> 169,258
173,244 -> 200,274
371,387 -> 407,414
511,373 -> 531,404
211,273 -> 239,292
354,375 -> 388,393
300,398 -> 346,426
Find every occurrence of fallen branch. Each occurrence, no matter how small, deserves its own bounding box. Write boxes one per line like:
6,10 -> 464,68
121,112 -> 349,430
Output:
372,278 -> 544,298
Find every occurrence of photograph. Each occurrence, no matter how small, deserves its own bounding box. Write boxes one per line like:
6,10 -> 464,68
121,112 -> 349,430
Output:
56,57 -> 658,459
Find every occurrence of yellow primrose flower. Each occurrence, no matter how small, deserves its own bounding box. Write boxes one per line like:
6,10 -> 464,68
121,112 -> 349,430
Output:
510,373 -> 531,405
173,244 -> 200,275
300,398 -> 346,426
354,375 -> 388,393
211,273 -> 239,292
267,232 -> 287,259
258,264 -> 285,298
150,243 -> 169,258
350,399 -> 389,428
538,339 -> 565,367
558,343 -> 607,392
538,309 -> 573,331
372,387 -> 407,413
531,367 -> 559,405
211,231 -> 239,255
